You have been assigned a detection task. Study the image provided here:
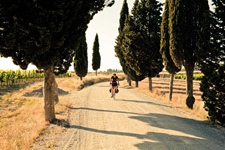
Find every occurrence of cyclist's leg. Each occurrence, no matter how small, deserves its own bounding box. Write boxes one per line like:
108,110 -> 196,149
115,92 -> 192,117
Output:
113,86 -> 116,99
111,86 -> 114,97
113,87 -> 116,99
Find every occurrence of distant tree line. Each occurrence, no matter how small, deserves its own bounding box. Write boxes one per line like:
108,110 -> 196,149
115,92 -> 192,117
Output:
115,0 -> 224,125
107,69 -> 123,73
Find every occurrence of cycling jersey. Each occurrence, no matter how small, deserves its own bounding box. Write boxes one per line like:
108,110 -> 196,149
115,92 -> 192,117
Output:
111,76 -> 118,86
111,76 -> 118,82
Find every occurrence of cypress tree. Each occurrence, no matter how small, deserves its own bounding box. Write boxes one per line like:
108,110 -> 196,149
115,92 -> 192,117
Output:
160,0 -> 181,100
119,0 -> 129,33
115,0 -> 132,85
92,33 -> 101,76
115,0 -> 146,89
73,34 -> 88,80
131,0 -> 139,18
115,0 -> 129,71
169,0 -> 209,109
123,0 -> 163,91
138,0 -> 163,91
0,0 -> 114,122
122,15 -> 146,87
116,0 -> 146,88
197,0 -> 225,125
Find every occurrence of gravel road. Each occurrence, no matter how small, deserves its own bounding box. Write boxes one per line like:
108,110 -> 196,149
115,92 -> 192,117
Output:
32,82 -> 225,150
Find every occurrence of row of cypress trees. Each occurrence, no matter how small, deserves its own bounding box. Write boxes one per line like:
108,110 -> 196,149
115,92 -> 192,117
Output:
115,0 -> 163,88
116,0 -> 225,125
73,33 -> 101,80
161,0 -> 210,109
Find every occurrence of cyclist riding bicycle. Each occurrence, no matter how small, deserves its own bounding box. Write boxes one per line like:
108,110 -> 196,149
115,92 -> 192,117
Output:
110,73 -> 119,97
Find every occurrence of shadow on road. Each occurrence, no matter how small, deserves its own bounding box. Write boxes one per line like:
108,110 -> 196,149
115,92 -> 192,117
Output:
130,113 -> 224,150
116,99 -> 171,108
67,107 -> 143,116
67,111 -> 225,149
68,116 -> 212,149
70,124 -> 146,139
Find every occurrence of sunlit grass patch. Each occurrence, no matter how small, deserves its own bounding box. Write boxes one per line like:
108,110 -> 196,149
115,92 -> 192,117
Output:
0,96 -> 46,150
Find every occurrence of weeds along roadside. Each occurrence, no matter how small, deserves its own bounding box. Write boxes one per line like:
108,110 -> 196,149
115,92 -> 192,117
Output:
0,72 -> 122,150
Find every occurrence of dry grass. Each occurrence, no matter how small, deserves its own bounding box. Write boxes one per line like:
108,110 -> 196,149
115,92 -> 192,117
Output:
128,77 -> 208,120
0,83 -> 46,150
0,78 -> 72,150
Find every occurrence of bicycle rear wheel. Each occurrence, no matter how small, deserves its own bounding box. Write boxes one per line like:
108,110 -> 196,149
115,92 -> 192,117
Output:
111,87 -> 116,100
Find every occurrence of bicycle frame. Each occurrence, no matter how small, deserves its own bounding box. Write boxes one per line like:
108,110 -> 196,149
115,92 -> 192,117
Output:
111,86 -> 116,99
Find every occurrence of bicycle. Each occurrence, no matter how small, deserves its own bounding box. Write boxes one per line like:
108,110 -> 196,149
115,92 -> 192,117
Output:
110,86 -> 116,100
110,83 -> 119,100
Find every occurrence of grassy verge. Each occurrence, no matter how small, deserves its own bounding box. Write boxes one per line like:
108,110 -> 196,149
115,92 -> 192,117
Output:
0,82 -> 46,150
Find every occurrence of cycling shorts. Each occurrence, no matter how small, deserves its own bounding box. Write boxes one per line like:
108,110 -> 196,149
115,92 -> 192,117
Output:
112,82 -> 118,86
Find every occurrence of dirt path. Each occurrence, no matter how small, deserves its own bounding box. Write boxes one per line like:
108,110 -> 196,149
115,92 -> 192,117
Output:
32,82 -> 225,150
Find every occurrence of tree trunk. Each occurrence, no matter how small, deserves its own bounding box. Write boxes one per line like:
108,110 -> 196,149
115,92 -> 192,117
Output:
43,66 -> 58,122
129,80 -> 131,86
95,70 -> 98,76
126,74 -> 132,86
135,80 -> 138,87
169,73 -> 175,101
184,63 -> 195,109
80,76 -> 83,81
148,77 -> 152,92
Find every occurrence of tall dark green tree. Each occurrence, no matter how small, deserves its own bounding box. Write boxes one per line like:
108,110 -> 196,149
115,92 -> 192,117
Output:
131,0 -> 139,18
115,0 -> 129,72
169,0 -> 209,109
138,0 -> 163,91
122,15 -> 146,87
92,33 -> 101,76
197,0 -> 225,125
123,0 -> 163,91
74,34 -> 88,80
160,0 -> 181,100
0,0 -> 114,122
115,2 -> 146,88
119,0 -> 129,33
115,0 -> 133,85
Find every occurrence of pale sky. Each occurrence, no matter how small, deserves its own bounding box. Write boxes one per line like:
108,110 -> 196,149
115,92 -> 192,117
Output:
0,0 -> 213,71
86,0 -> 136,71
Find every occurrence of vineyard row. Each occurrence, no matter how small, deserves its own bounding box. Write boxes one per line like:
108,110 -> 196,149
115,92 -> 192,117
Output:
0,70 -> 71,86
